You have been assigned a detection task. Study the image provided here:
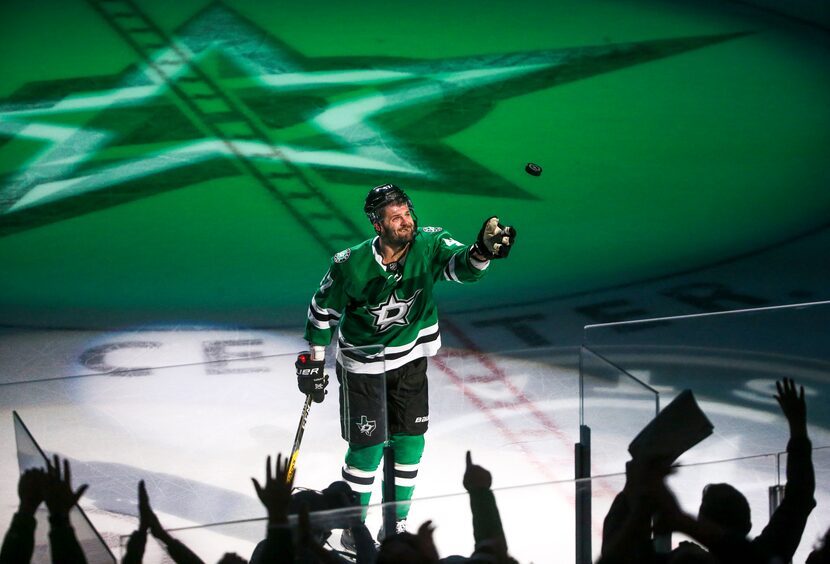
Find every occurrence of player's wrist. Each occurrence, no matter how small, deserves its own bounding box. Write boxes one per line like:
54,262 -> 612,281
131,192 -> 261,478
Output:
470,244 -> 490,262
310,345 -> 326,362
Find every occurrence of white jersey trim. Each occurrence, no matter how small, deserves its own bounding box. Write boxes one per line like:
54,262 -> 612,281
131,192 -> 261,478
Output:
307,310 -> 328,330
337,331 -> 442,375
311,295 -> 341,319
381,323 -> 439,355
443,254 -> 461,283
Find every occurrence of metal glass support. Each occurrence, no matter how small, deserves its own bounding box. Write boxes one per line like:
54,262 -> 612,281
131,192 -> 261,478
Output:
575,424 -> 592,564
382,444 -> 397,537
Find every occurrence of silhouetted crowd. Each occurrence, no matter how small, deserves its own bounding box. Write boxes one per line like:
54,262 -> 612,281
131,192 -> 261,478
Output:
1,377 -> 827,563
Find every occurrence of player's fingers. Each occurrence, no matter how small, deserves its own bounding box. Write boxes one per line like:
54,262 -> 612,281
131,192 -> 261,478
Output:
466,450 -> 472,467
265,455 -> 272,481
251,478 -> 263,497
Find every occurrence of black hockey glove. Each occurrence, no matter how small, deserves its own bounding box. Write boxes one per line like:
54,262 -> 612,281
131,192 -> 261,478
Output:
472,216 -> 516,260
295,352 -> 328,403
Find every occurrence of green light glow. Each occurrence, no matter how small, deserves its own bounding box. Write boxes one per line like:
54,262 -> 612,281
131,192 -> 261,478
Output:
0,0 -> 828,326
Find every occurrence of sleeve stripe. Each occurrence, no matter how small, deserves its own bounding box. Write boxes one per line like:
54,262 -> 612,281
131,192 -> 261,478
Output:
307,310 -> 335,330
310,296 -> 341,321
309,308 -> 336,323
443,254 -> 462,283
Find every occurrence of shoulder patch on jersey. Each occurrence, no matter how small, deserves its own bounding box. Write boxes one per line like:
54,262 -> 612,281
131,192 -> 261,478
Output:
443,237 -> 465,248
422,226 -> 443,233
333,249 -> 351,263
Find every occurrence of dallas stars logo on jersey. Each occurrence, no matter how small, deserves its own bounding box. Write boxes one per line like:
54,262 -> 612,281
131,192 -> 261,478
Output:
368,289 -> 422,333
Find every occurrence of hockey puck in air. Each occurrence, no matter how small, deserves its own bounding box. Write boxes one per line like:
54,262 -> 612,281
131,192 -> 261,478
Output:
525,162 -> 542,176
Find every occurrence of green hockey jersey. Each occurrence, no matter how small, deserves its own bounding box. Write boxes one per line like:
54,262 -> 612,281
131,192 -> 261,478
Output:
304,226 -> 489,374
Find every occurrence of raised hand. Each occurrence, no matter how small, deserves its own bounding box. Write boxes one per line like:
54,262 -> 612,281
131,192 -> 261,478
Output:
775,377 -> 807,437
42,455 -> 88,518
463,451 -> 492,491
252,453 -> 294,524
138,479 -> 175,546
473,217 -> 516,260
416,520 -> 440,562
138,480 -> 205,564
18,467 -> 46,516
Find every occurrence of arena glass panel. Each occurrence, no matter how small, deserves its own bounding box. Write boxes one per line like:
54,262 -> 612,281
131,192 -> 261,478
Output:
579,345 -> 659,476
581,301 -> 830,462
13,412 -> 116,563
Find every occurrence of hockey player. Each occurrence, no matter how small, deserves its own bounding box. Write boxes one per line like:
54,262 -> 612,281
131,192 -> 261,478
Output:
296,183 -> 516,547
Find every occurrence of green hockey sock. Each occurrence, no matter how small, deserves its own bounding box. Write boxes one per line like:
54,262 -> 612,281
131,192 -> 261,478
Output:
342,442 -> 384,513
382,433 -> 425,520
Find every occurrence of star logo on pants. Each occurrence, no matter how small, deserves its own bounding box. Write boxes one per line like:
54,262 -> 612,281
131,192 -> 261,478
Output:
357,415 -> 377,437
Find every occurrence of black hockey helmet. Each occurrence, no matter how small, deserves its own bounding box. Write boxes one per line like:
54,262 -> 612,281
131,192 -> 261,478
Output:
364,183 -> 415,226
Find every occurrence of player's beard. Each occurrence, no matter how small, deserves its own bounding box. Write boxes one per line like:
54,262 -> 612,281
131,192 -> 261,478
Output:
380,221 -> 415,247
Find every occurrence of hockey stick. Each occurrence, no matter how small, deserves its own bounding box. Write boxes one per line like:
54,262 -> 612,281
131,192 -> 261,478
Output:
287,393 -> 313,483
